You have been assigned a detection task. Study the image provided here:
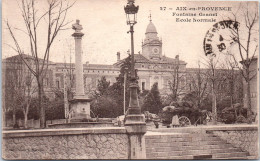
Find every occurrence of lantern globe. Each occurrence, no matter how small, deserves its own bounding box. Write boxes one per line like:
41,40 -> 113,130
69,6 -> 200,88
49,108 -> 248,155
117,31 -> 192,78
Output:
124,1 -> 139,25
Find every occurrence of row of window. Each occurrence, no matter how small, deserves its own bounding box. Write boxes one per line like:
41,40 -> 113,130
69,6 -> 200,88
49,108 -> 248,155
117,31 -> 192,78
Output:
52,75 -> 188,91
56,69 -> 119,74
140,78 -> 187,91
140,64 -> 184,70
55,77 -> 116,89
85,70 -> 119,74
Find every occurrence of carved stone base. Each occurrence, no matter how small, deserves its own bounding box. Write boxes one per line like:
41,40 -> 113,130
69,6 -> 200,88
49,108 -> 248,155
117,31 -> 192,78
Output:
69,95 -> 92,121
125,124 -> 147,159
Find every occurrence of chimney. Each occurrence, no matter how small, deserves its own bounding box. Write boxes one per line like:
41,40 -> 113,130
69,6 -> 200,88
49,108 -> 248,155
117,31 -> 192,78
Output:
175,55 -> 179,59
117,52 -> 120,62
86,61 -> 89,65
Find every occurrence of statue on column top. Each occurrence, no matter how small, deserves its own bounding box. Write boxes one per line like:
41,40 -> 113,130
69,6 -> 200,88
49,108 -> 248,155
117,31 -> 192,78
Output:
72,19 -> 83,33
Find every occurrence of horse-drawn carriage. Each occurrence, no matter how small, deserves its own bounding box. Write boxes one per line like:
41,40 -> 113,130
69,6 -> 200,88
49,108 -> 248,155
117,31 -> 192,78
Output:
160,101 -> 211,127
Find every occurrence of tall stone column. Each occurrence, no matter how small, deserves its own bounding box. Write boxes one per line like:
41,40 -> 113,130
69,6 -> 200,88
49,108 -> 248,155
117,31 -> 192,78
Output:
69,20 -> 91,121
73,31 -> 85,96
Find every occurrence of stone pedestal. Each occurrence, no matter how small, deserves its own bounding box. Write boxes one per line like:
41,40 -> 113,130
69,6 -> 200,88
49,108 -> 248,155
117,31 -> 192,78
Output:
124,84 -> 147,159
125,124 -> 146,159
69,96 -> 91,121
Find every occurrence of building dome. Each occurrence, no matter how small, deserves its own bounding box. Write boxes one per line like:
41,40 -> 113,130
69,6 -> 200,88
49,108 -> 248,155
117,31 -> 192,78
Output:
145,21 -> 157,34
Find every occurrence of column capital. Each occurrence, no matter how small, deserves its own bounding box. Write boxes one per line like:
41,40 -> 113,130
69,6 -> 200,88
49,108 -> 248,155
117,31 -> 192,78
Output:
72,32 -> 84,38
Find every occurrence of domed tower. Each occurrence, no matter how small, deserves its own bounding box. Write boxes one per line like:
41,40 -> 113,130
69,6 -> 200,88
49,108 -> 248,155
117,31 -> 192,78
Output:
142,14 -> 162,60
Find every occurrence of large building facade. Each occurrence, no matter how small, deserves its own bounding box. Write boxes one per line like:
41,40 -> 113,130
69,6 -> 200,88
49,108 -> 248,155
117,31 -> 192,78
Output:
3,19 -> 253,113
52,19 -> 187,97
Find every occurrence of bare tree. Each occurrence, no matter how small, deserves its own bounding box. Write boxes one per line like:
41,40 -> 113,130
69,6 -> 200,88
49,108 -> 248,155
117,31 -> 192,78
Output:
168,55 -> 186,102
63,50 -> 75,122
6,0 -> 75,128
222,56 -> 244,107
4,56 -> 36,128
227,2 -> 258,121
4,58 -> 22,127
188,61 -> 208,109
50,44 -> 75,122
18,70 -> 37,128
202,55 -> 223,124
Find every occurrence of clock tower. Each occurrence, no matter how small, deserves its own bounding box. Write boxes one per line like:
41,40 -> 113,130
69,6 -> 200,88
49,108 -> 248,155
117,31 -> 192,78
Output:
142,15 -> 162,60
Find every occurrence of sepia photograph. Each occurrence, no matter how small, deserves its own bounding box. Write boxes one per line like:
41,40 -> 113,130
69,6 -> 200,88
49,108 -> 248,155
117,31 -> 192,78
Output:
1,0 -> 259,159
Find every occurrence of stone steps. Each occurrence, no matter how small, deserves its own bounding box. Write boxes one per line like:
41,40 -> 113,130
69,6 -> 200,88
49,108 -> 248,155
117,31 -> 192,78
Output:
146,147 -> 242,155
153,155 -> 249,160
147,152 -> 249,159
217,157 -> 249,160
146,133 -> 223,141
146,136 -> 223,142
213,152 -> 249,158
146,140 -> 226,146
146,143 -> 234,150
145,132 -> 249,159
247,155 -> 258,159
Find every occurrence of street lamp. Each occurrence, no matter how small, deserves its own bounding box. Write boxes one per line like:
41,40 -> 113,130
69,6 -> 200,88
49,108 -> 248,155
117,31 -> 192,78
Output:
124,0 -> 139,25
124,0 -> 145,126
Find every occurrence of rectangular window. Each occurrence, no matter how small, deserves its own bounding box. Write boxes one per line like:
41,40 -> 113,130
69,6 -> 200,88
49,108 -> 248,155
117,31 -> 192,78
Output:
167,80 -> 171,89
142,82 -> 145,91
141,79 -> 146,91
56,80 -> 60,89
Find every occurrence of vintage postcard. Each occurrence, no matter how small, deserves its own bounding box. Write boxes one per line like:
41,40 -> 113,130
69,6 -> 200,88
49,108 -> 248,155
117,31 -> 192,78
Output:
2,0 -> 259,160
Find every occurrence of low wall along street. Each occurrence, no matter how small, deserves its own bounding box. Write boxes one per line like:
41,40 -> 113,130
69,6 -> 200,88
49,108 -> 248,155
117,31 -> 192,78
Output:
2,124 -> 258,159
209,126 -> 259,158
2,127 -> 130,159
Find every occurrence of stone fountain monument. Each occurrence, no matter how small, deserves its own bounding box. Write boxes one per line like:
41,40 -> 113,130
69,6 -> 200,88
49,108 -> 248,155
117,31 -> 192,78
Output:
48,20 -> 113,128
69,19 -> 92,121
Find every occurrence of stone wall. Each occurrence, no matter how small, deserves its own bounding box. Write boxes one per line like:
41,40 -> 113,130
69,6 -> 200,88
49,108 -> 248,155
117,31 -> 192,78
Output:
2,128 -> 129,160
208,126 -> 258,158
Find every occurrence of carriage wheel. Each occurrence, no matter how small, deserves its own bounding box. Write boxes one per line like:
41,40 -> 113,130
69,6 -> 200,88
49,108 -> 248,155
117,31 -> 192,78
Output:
179,116 -> 191,127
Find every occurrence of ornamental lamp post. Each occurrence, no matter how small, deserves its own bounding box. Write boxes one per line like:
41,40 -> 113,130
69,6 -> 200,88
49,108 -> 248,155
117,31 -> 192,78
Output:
124,0 -> 145,128
124,2 -> 146,158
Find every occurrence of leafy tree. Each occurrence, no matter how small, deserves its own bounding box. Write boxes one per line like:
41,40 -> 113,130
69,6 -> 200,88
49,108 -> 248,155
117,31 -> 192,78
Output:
142,82 -> 162,114
139,90 -> 149,108
91,76 -> 113,117
108,55 -> 138,116
96,76 -> 110,96
111,55 -> 131,102
182,92 -> 211,111
91,55 -> 141,118
91,96 -> 118,118
46,89 -> 65,121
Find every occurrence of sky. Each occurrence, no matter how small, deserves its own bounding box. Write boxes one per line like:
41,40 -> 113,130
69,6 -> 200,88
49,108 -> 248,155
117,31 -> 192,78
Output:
2,0 -> 258,68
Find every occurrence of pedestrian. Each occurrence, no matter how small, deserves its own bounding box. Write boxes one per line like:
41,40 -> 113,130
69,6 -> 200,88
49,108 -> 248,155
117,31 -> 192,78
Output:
172,115 -> 180,127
